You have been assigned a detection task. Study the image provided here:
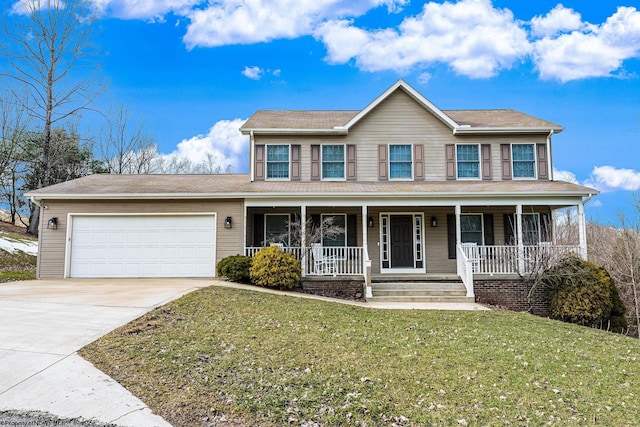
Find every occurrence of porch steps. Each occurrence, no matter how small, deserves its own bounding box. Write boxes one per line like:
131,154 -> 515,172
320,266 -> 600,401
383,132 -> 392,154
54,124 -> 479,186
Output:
369,280 -> 474,303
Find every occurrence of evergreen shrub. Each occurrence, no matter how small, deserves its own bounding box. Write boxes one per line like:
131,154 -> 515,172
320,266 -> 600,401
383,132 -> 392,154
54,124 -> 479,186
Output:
249,246 -> 301,290
544,255 -> 627,332
216,255 -> 253,283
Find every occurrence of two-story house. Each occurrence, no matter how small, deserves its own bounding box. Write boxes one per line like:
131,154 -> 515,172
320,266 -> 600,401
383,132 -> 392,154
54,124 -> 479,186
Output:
27,80 -> 597,309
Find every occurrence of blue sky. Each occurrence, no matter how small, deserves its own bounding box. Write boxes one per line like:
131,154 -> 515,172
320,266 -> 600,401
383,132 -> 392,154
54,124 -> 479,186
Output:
9,0 -> 640,223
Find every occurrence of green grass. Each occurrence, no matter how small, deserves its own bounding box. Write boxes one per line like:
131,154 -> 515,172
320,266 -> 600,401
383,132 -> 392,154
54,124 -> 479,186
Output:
81,286 -> 640,427
0,232 -> 37,283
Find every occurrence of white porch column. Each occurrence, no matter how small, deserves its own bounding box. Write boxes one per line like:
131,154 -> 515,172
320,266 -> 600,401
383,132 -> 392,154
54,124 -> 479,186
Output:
301,204 -> 307,276
455,205 -> 462,247
577,202 -> 587,260
516,204 -> 525,273
362,205 -> 372,298
243,202 -> 247,256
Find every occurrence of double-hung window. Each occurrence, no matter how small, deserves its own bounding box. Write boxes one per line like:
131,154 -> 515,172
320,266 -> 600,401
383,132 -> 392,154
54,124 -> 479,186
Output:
265,214 -> 290,246
322,145 -> 345,180
512,144 -> 536,179
456,145 -> 480,179
521,213 -> 540,245
389,145 -> 413,179
460,214 -> 484,245
321,214 -> 346,247
266,145 -> 289,179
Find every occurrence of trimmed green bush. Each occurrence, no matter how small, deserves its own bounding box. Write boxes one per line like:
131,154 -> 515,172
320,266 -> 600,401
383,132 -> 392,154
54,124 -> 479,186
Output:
216,255 -> 253,283
544,255 -> 627,331
249,246 -> 301,290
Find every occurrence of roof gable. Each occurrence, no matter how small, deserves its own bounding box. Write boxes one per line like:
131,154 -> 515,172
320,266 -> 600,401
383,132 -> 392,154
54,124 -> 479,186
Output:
339,79 -> 459,131
240,79 -> 564,135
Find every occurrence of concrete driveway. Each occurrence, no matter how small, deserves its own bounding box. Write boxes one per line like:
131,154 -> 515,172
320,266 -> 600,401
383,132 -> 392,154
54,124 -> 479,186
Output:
0,278 -> 213,426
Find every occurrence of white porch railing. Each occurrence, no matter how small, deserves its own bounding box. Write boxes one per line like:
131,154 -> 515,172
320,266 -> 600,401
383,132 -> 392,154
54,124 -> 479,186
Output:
244,246 -> 364,277
460,244 -> 582,275
456,245 -> 475,297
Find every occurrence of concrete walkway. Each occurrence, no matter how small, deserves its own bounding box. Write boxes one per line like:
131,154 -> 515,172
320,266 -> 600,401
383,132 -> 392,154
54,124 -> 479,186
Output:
0,279 -> 212,426
0,278 -> 487,427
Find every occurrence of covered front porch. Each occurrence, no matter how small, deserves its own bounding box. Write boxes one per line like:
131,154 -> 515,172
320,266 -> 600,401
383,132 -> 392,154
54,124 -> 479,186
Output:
241,199 -> 588,299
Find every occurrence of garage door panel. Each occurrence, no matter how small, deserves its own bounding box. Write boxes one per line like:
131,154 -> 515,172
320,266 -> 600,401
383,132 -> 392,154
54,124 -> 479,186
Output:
69,215 -> 216,278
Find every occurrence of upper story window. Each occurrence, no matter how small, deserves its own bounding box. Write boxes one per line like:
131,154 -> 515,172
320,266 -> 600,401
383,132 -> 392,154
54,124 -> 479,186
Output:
266,145 -> 289,179
389,144 -> 413,179
322,145 -> 345,180
456,144 -> 480,179
512,144 -> 536,179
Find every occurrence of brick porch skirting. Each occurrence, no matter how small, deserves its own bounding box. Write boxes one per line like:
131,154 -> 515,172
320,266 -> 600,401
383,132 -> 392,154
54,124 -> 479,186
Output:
474,279 -> 549,316
301,279 -> 364,299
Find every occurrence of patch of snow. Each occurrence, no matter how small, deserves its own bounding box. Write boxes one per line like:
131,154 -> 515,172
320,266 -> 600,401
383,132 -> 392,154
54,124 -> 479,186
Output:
0,233 -> 38,256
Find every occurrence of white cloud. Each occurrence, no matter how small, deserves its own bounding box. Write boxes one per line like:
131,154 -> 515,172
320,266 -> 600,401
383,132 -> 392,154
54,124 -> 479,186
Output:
530,5 -> 583,38
584,165 -> 640,192
92,0 -> 199,21
163,119 -> 249,173
315,0 -> 531,78
553,168 -> 579,184
242,66 -> 264,80
182,0 -> 407,49
532,6 -> 640,82
417,72 -> 432,85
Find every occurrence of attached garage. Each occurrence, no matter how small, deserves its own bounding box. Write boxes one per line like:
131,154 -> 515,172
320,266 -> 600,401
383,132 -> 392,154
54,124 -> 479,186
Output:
67,214 -> 216,278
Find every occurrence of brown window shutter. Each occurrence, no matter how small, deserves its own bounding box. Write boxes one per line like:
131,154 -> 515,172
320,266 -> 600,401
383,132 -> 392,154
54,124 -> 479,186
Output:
311,145 -> 320,181
537,144 -> 549,180
346,144 -> 357,181
481,144 -> 492,180
445,144 -> 455,180
254,145 -> 265,181
501,144 -> 512,180
291,145 -> 301,181
447,214 -> 456,259
378,144 -> 388,181
414,144 -> 424,181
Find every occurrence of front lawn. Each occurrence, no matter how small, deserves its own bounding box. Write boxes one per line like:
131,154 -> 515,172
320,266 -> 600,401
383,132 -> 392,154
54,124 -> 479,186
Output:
0,230 -> 37,283
82,286 -> 640,426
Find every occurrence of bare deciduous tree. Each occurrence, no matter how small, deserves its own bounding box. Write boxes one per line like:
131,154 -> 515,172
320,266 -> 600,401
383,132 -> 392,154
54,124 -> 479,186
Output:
588,197 -> 640,338
1,0 -> 101,233
98,105 -> 156,174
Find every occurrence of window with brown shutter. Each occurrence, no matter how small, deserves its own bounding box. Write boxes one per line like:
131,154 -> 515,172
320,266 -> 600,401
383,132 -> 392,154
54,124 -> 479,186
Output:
482,144 -> 492,180
378,144 -> 388,181
291,145 -> 301,181
445,144 -> 455,180
414,144 -> 424,181
311,145 -> 320,181
254,145 -> 265,181
347,144 -> 357,181
501,144 -> 512,180
537,144 -> 549,180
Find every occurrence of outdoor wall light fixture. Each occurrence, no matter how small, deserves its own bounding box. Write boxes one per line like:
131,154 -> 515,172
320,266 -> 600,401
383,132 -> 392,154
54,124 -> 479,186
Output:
224,216 -> 233,229
47,217 -> 58,230
431,216 -> 438,228
368,216 -> 374,228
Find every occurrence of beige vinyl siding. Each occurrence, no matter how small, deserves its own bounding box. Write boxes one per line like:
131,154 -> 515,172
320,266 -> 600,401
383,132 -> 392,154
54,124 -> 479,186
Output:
252,90 -> 550,183
347,90 -> 454,181
36,199 -> 243,279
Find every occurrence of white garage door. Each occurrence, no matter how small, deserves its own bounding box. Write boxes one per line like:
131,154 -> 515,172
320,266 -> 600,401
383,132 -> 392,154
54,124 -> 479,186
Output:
69,215 -> 216,278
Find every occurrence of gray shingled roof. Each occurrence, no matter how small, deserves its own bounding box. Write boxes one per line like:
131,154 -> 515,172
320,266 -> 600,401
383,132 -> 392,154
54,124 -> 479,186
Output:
443,110 -> 562,130
27,174 -> 596,198
241,109 -> 562,132
242,110 -> 359,130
